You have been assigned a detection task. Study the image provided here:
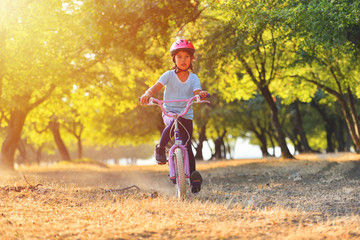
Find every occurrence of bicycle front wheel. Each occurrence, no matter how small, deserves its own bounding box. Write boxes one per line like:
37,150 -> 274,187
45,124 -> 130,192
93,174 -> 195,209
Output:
174,147 -> 186,199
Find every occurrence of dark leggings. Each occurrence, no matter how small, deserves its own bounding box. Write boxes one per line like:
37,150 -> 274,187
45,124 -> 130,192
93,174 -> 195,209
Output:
159,116 -> 195,174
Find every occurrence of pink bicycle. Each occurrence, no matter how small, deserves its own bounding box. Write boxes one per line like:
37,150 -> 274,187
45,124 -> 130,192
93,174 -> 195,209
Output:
144,95 -> 210,199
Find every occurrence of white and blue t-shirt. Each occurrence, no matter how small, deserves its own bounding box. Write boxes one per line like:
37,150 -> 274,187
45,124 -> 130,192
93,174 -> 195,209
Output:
157,70 -> 202,120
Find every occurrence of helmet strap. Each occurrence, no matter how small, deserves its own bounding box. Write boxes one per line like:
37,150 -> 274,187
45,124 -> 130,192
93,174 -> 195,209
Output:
175,65 -> 190,73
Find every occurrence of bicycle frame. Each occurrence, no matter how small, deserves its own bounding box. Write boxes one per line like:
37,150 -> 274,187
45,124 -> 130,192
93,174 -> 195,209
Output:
145,95 -> 209,181
168,117 -> 190,180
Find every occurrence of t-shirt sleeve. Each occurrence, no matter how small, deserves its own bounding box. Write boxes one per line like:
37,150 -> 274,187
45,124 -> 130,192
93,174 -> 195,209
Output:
157,71 -> 170,86
192,74 -> 202,92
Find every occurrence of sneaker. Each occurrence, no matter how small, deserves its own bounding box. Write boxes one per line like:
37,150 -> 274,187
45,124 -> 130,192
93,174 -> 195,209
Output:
155,144 -> 167,165
190,171 -> 202,193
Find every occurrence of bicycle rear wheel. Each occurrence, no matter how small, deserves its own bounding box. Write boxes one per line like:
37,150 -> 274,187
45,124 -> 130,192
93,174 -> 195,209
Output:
174,147 -> 186,199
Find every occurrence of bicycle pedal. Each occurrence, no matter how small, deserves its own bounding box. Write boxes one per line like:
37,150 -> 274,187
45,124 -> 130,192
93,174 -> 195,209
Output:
169,176 -> 176,184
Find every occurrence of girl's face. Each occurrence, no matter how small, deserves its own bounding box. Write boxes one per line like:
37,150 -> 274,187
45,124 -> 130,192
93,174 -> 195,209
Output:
174,51 -> 193,71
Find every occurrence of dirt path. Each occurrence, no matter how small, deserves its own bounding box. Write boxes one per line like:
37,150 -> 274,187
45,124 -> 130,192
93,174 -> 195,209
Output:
198,158 -> 360,217
1,157 -> 359,239
20,157 -> 360,218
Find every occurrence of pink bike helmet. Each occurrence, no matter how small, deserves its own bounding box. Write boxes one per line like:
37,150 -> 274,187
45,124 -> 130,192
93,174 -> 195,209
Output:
170,39 -> 195,57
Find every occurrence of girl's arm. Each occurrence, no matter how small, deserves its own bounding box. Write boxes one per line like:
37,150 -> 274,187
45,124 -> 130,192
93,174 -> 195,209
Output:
140,82 -> 163,105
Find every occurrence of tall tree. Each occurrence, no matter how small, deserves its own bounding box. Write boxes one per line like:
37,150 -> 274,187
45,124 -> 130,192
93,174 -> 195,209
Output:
286,0 -> 360,151
199,1 -> 299,158
0,0 -> 76,170
239,95 -> 275,157
289,100 -> 313,153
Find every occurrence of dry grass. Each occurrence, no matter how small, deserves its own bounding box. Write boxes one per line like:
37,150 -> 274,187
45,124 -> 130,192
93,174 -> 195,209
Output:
0,156 -> 360,239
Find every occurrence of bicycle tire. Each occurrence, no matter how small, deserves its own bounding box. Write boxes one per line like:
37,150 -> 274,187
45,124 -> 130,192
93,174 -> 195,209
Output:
174,147 -> 186,199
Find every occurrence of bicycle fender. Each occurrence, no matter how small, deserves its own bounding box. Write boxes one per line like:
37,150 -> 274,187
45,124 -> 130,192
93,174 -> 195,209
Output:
168,145 -> 190,180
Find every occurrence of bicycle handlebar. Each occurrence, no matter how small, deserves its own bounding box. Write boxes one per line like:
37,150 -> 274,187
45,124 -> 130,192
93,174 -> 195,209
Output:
140,94 -> 210,118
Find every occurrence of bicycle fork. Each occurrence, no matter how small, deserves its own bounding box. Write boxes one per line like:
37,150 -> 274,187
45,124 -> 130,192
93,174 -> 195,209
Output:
168,117 -> 190,180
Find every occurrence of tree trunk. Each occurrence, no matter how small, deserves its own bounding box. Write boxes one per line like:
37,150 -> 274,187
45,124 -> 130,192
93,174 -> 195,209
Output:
0,84 -> 55,170
63,122 -> 83,159
77,136 -> 82,159
239,54 -> 293,159
324,124 -> 335,153
310,100 -> 335,153
194,124 -> 207,160
0,109 -> 28,171
327,67 -> 360,150
292,101 -> 313,153
225,139 -> 232,159
260,85 -> 293,158
284,128 -> 299,154
17,139 -> 27,165
36,145 -> 43,165
265,130 -> 276,156
336,118 -> 346,152
347,87 -> 360,139
194,140 -> 203,160
258,132 -> 271,157
337,95 -> 360,150
249,121 -> 271,157
49,120 -> 71,161
29,144 -> 43,165
212,130 -> 227,159
346,130 -> 352,152
213,137 -> 222,159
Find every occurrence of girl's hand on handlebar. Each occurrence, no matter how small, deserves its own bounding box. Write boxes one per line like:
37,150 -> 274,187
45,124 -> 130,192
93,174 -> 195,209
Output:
140,90 -> 152,105
199,90 -> 209,99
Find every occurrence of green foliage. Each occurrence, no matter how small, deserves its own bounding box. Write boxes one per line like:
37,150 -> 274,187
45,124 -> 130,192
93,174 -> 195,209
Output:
294,0 -> 360,50
0,0 -> 71,112
2,0 -> 360,166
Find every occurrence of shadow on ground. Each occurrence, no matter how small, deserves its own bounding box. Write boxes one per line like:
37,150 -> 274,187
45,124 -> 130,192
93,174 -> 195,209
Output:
199,160 -> 360,217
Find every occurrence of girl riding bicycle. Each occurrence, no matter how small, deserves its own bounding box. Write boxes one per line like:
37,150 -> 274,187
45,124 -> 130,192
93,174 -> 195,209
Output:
140,39 -> 208,193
